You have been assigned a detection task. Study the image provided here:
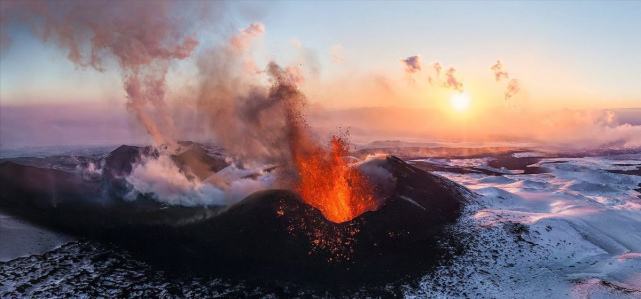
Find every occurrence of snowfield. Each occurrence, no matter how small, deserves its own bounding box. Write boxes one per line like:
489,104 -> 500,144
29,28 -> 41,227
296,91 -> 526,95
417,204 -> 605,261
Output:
1,148 -> 640,298
413,155 -> 641,298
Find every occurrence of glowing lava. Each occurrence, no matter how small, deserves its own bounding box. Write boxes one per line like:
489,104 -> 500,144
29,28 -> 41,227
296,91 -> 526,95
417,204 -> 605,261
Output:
294,135 -> 377,223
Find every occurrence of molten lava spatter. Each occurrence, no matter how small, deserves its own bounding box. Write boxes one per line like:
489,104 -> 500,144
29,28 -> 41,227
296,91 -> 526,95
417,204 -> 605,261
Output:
294,135 -> 377,223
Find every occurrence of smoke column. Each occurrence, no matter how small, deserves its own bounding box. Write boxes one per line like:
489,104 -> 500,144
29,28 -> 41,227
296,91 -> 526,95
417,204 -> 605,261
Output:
0,0 -> 219,147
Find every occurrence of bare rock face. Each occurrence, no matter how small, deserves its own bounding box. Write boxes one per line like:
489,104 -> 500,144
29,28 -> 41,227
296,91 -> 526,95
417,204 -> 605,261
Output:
0,153 -> 472,285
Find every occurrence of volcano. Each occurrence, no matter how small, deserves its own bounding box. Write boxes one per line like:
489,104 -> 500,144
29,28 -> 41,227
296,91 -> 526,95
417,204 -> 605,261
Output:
0,145 -> 473,285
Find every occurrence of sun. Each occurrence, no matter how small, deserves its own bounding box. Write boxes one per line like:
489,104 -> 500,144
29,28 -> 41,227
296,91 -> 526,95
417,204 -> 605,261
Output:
450,92 -> 471,111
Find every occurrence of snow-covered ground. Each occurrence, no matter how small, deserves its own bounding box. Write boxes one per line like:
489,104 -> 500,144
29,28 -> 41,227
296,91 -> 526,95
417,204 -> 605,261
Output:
1,148 -> 640,298
0,212 -> 75,262
411,155 -> 641,297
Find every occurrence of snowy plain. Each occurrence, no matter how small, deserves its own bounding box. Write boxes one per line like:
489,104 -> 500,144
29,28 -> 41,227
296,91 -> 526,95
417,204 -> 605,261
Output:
409,154 -> 641,298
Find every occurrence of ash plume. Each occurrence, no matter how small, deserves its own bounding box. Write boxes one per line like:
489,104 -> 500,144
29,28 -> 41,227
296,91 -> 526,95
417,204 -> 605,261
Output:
399,55 -> 422,74
0,0 -> 221,147
192,28 -> 314,170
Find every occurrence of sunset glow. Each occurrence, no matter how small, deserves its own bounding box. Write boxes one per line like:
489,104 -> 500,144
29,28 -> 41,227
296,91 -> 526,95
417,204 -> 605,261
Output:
1,1 -> 641,296
450,92 -> 471,111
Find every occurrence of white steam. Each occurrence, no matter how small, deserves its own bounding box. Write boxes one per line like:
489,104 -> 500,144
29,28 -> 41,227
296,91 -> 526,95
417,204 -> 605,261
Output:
125,154 -> 275,206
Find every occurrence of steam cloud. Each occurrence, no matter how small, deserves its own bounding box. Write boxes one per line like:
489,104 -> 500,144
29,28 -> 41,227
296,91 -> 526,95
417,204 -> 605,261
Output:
2,1 -> 323,206
399,55 -> 422,74
230,22 -> 265,52
490,60 -> 521,103
123,20 -> 317,205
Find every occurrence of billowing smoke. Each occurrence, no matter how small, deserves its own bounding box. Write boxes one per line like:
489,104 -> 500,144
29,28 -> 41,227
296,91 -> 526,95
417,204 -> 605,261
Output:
427,62 -> 464,93
2,1 -> 319,206
0,0 -> 219,147
230,22 -> 265,52
126,154 -> 275,206
230,22 -> 266,75
399,55 -> 422,74
193,30 -> 313,168
123,22 -> 317,205
490,60 -> 521,103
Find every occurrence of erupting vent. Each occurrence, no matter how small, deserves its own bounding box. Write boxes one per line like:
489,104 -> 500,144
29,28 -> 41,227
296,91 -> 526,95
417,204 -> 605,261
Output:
294,135 -> 378,223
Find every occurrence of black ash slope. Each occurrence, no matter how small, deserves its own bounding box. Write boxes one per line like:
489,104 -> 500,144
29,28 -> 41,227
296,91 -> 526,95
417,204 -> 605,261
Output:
0,147 -> 473,285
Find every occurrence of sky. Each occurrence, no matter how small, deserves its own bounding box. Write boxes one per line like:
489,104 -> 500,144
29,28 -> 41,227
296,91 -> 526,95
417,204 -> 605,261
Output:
0,1 -> 640,148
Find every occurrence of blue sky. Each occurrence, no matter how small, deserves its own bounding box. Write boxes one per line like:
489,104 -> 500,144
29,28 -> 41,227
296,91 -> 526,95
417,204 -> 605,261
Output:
1,1 -> 640,108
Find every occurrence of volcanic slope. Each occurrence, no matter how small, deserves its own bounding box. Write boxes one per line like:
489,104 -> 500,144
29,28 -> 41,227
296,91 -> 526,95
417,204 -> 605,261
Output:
0,144 -> 473,284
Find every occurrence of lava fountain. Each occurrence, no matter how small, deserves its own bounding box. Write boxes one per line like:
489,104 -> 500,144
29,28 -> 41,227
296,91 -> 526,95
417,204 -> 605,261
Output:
293,134 -> 378,223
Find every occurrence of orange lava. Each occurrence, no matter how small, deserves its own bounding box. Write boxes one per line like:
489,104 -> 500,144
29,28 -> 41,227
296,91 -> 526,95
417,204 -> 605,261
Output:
294,135 -> 377,223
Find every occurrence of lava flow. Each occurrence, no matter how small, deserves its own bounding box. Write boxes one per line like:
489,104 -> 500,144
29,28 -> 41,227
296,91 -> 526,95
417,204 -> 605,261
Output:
294,135 -> 378,223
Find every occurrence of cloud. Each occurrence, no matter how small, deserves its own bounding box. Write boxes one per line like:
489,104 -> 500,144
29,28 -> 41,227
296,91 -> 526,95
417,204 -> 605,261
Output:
399,55 -> 422,74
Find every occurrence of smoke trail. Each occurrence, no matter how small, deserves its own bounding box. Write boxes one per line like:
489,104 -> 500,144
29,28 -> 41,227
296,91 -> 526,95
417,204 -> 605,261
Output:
490,60 -> 521,103
443,67 -> 464,93
490,60 -> 509,81
505,79 -> 520,102
0,0 -> 218,146
428,62 -> 443,85
432,62 -> 442,76
399,55 -> 422,74
427,61 -> 464,93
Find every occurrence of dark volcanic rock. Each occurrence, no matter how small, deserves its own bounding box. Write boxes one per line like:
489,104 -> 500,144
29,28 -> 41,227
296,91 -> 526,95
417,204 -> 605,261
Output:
102,145 -> 151,177
0,162 -> 219,235
171,146 -> 229,180
0,155 -> 472,285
